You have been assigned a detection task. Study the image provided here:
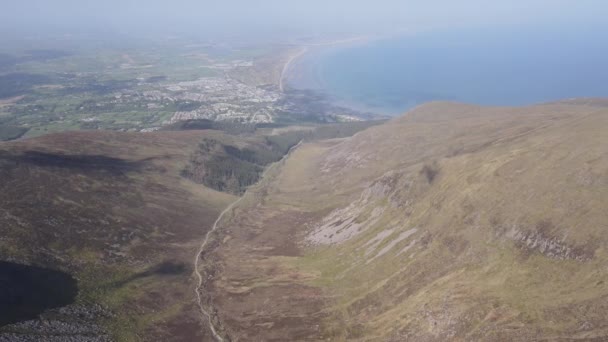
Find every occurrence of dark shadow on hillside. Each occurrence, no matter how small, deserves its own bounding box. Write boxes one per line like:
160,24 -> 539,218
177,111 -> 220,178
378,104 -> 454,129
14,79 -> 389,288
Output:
0,261 -> 78,327
0,151 -> 152,175
112,261 -> 188,288
162,118 -> 258,135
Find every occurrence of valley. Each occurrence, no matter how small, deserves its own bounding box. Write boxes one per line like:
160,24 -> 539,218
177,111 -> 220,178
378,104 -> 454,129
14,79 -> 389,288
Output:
1,91 -> 607,341
2,1 -> 607,342
0,119 -> 378,340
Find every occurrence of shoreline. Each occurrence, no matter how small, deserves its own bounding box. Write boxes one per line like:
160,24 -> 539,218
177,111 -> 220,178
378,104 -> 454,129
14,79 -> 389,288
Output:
280,28 -> 608,116
279,47 -> 309,92
279,35 -> 374,94
278,33 -> 414,117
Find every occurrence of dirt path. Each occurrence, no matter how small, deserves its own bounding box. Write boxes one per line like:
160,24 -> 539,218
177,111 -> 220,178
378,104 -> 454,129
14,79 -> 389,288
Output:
193,195 -> 242,342
193,141 -> 303,341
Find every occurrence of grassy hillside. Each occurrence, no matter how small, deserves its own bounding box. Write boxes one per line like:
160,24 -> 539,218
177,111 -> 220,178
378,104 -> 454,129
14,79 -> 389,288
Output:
206,100 -> 608,341
0,130 -> 239,341
178,120 -> 385,194
0,119 -> 381,340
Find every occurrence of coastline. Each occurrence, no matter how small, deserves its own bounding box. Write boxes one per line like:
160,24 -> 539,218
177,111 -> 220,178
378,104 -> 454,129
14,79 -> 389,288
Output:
279,35 -> 374,94
279,47 -> 308,92
281,28 -> 608,116
279,33 -> 411,116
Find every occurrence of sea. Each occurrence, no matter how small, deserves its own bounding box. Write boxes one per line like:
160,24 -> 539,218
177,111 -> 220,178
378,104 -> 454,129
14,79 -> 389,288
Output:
284,27 -> 608,115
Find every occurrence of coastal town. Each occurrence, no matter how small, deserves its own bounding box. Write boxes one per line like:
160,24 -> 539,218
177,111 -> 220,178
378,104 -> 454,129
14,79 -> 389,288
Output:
155,46 -> 375,126
0,37 -> 378,140
163,76 -> 281,124
110,51 -> 373,131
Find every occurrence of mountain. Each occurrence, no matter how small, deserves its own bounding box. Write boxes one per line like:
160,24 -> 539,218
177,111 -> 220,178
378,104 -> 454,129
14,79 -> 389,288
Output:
0,121 -> 378,340
0,129 -> 241,341
1,100 -> 606,341
204,100 -> 608,341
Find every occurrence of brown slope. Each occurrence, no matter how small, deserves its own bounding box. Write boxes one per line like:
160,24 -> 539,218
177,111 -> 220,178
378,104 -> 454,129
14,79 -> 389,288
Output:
208,101 -> 608,341
0,130 -> 237,341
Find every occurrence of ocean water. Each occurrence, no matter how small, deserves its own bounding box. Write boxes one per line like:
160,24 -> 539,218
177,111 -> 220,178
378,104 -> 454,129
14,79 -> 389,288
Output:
285,28 -> 608,115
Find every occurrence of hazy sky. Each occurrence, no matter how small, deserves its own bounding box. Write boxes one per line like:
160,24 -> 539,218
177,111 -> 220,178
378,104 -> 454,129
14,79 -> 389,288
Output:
1,0 -> 607,37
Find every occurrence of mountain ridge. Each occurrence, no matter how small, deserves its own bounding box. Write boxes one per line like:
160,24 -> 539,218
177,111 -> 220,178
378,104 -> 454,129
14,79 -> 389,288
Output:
1,99 -> 606,340
205,100 -> 608,341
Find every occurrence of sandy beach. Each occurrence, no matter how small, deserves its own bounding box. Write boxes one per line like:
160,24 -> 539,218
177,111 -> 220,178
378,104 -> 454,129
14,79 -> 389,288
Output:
279,47 -> 308,92
279,35 -> 372,93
